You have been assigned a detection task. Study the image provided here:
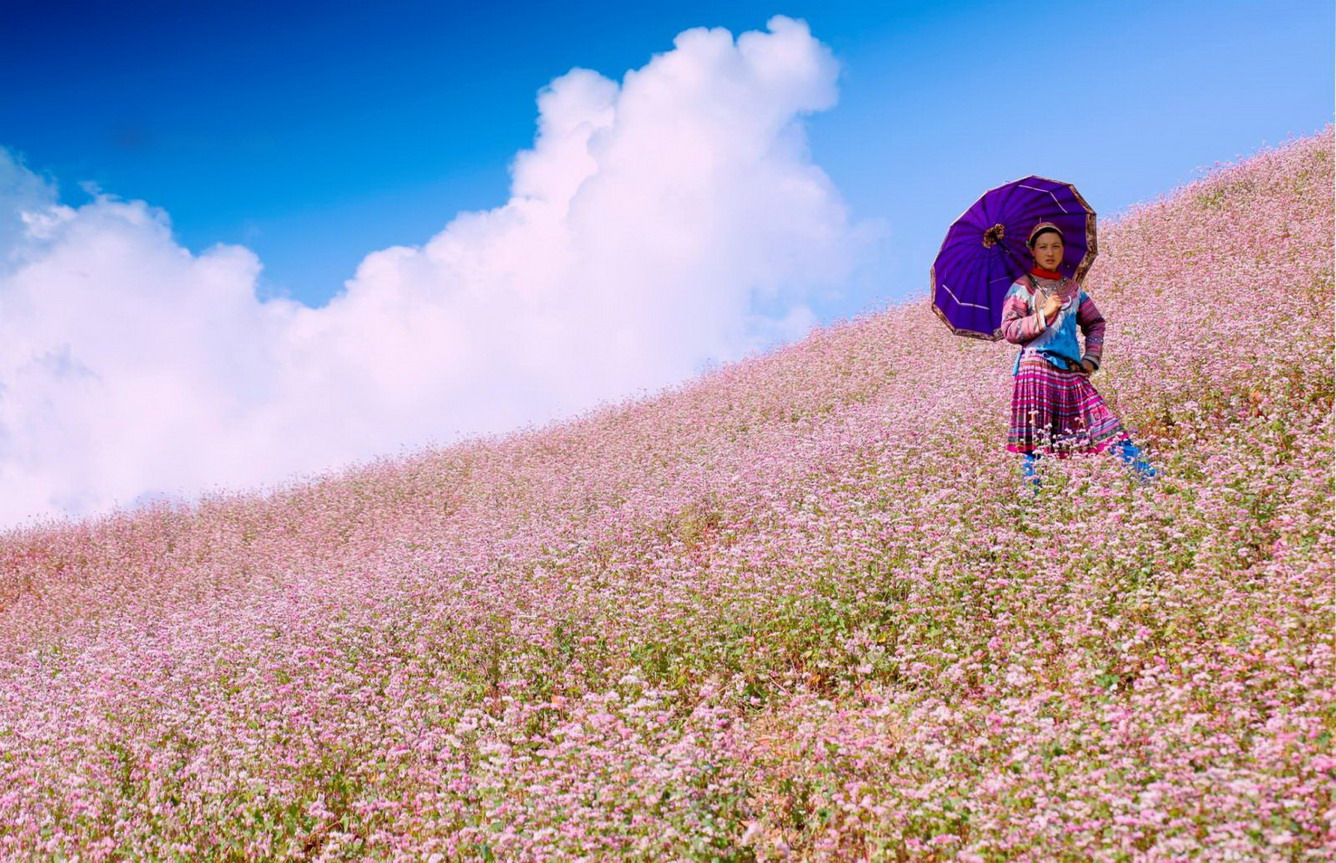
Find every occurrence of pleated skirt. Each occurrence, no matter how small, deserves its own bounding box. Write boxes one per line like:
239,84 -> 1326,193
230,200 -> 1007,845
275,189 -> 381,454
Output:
1006,356 -> 1129,455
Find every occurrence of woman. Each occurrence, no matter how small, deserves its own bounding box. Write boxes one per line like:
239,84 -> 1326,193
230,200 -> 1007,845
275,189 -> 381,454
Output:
1000,221 -> 1155,485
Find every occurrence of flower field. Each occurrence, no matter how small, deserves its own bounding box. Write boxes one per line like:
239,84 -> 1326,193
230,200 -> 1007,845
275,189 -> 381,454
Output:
1,131 -> 1332,860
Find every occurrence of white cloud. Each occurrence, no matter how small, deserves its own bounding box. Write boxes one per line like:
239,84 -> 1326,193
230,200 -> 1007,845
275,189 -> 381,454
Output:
0,15 -> 873,529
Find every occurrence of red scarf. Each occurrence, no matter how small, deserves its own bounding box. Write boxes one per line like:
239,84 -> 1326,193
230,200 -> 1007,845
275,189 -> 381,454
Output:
1029,266 -> 1064,280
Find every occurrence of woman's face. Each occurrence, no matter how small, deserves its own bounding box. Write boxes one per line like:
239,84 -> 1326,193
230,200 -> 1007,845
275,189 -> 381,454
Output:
1031,231 -> 1064,272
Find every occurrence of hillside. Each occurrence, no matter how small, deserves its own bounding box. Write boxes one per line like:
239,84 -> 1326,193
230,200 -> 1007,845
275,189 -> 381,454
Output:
0,131 -> 1331,860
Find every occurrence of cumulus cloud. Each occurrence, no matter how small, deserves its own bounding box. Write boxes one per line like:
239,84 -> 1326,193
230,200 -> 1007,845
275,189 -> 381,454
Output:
0,16 -> 873,529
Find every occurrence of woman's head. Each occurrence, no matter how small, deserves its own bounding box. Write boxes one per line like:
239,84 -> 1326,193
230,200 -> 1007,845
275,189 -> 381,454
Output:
1027,222 -> 1064,272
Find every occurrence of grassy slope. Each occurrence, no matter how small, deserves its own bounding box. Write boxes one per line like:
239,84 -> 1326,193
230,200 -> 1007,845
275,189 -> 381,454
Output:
0,131 -> 1331,860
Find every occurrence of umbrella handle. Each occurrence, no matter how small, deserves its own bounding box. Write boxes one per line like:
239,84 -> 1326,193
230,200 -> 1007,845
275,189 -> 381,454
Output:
1001,241 -> 1028,268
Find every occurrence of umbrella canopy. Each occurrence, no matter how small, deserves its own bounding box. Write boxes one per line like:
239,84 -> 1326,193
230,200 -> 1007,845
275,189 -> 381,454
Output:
930,176 -> 1097,340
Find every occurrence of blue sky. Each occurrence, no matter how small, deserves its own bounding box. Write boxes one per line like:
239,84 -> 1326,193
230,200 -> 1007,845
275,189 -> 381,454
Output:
5,0 -> 1331,319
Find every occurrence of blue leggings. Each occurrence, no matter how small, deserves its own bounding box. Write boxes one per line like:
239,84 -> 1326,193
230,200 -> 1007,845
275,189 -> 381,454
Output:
1022,439 -> 1157,486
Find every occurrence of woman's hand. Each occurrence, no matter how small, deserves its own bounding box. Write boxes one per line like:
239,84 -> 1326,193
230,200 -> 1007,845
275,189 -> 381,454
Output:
1079,359 -> 1097,375
1040,292 -> 1063,321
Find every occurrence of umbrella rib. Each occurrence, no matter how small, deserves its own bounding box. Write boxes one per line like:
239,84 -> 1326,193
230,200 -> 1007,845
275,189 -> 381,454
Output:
938,282 -> 991,310
1016,183 -> 1069,213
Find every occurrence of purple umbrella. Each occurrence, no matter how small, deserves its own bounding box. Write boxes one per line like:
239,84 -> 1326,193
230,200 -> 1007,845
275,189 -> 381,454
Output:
930,176 -> 1097,340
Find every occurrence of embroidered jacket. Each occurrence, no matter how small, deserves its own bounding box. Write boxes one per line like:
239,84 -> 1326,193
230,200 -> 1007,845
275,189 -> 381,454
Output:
999,275 -> 1106,374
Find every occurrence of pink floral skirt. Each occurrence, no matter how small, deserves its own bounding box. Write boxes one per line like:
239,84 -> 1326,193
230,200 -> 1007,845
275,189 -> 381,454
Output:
1006,356 -> 1129,455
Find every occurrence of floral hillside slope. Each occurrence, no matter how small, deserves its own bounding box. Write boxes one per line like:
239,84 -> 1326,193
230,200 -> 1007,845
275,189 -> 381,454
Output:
0,130 -> 1331,860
